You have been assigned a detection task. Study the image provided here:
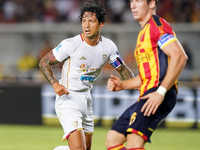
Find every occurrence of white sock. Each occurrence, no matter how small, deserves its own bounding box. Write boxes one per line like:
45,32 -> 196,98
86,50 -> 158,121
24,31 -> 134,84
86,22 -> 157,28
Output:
53,145 -> 70,150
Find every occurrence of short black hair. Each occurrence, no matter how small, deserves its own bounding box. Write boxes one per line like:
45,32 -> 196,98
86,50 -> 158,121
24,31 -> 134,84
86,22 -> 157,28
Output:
147,0 -> 159,5
78,0 -> 106,23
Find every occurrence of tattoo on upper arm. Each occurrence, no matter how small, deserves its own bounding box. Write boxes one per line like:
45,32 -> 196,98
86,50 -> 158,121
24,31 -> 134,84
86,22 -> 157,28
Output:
116,64 -> 134,80
39,51 -> 60,85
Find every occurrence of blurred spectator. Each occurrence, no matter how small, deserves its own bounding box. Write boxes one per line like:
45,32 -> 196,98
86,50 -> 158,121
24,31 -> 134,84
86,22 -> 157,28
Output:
106,0 -> 126,23
43,0 -> 58,23
157,0 -> 175,22
0,0 -> 199,23
191,0 -> 200,22
17,51 -> 38,72
173,0 -> 194,22
2,0 -> 17,23
67,0 -> 82,23
122,4 -> 137,23
37,39 -> 53,61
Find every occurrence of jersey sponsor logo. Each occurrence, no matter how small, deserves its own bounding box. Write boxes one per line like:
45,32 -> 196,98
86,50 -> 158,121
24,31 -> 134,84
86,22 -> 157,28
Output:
79,64 -> 90,73
78,63 -> 98,74
79,56 -> 86,60
102,54 -> 107,61
136,51 -> 151,64
56,44 -> 62,51
80,76 -> 95,81
129,112 -> 137,125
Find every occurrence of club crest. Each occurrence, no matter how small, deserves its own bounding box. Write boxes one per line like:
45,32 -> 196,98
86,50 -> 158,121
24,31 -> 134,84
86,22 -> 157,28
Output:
102,54 -> 107,61
72,121 -> 78,128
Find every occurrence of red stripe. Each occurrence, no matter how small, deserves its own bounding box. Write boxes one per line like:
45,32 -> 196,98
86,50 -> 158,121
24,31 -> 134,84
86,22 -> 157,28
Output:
143,62 -> 151,78
108,144 -> 124,150
143,62 -> 151,93
149,23 -> 159,88
140,49 -> 145,53
140,33 -> 145,42
80,33 -> 84,41
127,148 -> 145,150
65,129 -> 77,139
129,128 -> 148,141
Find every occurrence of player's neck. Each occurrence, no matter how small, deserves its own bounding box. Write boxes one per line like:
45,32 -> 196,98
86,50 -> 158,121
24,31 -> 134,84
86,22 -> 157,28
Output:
139,11 -> 156,28
83,32 -> 101,46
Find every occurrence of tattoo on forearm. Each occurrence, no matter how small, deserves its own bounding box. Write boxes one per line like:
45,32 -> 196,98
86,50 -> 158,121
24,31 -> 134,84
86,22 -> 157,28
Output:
39,51 -> 60,85
116,64 -> 135,80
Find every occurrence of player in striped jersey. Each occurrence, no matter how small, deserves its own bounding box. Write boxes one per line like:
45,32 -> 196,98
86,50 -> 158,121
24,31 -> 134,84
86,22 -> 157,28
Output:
106,0 -> 188,150
39,1 -> 134,150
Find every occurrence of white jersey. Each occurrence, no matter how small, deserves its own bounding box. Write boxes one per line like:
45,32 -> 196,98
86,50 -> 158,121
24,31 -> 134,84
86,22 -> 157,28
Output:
53,34 -> 122,92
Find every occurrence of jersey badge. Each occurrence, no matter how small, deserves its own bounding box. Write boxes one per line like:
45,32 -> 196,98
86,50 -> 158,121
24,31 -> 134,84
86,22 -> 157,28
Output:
72,121 -> 78,128
158,26 -> 165,35
102,54 -> 107,61
56,44 -> 62,51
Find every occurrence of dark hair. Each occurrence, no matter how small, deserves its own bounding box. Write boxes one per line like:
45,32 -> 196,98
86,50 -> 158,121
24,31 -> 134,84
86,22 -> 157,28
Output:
147,0 -> 159,5
78,0 -> 106,23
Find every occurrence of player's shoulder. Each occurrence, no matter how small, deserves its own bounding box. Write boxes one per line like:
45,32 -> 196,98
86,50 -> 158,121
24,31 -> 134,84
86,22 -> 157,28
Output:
100,36 -> 117,47
150,15 -> 172,28
61,34 -> 83,46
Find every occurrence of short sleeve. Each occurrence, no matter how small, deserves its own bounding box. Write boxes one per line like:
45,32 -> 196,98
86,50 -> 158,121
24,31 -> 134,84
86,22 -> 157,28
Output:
107,39 -> 124,69
108,40 -> 120,62
52,39 -> 73,62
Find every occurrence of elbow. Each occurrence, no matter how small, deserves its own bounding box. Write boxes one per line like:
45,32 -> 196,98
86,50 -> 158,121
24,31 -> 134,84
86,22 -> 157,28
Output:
38,59 -> 44,70
183,53 -> 188,64
180,53 -> 188,67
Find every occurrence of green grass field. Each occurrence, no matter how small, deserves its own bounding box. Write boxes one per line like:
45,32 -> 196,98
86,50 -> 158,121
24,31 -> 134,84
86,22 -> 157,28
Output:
0,124 -> 200,150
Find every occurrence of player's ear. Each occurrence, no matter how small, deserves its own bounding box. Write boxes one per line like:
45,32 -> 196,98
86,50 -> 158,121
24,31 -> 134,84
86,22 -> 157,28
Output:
99,22 -> 104,29
149,0 -> 156,10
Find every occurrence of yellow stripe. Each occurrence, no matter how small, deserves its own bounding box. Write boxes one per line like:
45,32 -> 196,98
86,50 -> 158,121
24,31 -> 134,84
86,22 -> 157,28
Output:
148,127 -> 154,132
84,132 -> 93,135
77,128 -> 83,131
66,58 -> 71,89
161,38 -> 177,49
138,131 -> 143,137
127,128 -> 132,132
109,145 -> 125,150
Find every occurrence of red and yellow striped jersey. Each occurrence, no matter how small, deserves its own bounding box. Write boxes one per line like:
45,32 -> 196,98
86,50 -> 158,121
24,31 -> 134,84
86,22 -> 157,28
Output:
134,15 -> 178,96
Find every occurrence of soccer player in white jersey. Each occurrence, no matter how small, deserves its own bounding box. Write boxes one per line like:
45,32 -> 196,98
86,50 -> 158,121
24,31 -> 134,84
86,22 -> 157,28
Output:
39,0 -> 134,150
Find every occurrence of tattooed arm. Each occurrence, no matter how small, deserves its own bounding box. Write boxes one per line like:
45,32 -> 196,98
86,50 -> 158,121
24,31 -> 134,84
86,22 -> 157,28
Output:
115,64 -> 135,80
107,64 -> 141,91
39,51 -> 69,96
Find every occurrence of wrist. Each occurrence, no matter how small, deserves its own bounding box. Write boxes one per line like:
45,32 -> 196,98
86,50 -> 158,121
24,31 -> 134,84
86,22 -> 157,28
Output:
156,86 -> 167,96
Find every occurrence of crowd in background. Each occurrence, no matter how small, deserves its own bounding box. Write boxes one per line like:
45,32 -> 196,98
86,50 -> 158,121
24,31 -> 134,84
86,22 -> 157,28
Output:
0,0 -> 200,24
0,0 -> 199,83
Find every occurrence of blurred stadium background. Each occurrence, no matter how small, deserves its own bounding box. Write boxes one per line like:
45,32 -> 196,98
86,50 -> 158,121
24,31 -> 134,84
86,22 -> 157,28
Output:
0,0 -> 200,149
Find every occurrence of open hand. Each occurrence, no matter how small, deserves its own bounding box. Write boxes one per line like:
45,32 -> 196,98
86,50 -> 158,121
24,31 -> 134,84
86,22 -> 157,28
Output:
141,91 -> 164,116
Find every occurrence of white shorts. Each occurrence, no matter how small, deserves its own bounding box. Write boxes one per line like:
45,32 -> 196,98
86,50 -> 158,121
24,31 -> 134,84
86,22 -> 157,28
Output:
55,90 -> 94,141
